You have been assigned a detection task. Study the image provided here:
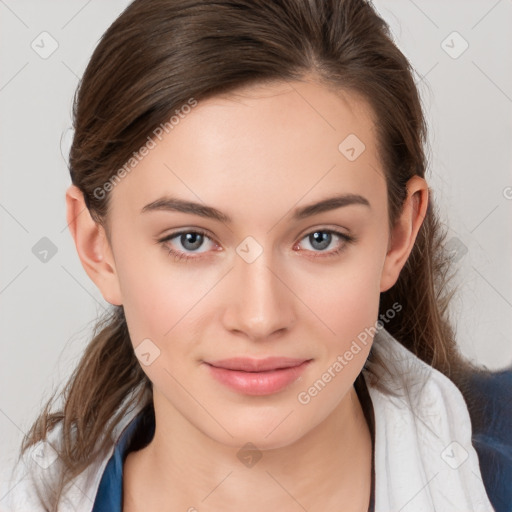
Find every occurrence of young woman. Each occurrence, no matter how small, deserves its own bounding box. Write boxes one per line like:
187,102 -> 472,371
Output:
1,0 -> 509,511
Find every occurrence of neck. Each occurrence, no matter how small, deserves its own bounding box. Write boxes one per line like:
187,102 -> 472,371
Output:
123,385 -> 372,512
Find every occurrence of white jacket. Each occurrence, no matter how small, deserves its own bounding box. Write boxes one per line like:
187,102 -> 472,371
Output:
0,327 -> 496,511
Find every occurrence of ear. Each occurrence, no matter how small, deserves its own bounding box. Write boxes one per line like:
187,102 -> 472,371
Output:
65,184 -> 123,306
380,176 -> 429,293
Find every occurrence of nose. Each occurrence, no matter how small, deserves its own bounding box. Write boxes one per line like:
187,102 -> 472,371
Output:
221,249 -> 296,341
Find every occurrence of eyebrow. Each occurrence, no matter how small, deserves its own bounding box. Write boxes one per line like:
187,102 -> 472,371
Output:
140,193 -> 370,223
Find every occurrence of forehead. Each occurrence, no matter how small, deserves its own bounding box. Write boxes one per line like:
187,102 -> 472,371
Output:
108,79 -> 386,225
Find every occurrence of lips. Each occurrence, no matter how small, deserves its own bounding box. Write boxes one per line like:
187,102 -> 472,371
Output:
205,356 -> 310,372
203,357 -> 312,395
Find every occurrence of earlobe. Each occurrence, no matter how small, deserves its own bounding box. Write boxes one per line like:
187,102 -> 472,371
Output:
380,176 -> 429,293
65,185 -> 123,306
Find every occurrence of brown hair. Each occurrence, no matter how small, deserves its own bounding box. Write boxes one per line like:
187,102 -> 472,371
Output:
17,0 -> 486,509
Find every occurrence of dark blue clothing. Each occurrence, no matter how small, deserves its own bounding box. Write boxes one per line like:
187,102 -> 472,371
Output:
462,369 -> 512,512
91,404 -> 155,512
92,370 -> 512,512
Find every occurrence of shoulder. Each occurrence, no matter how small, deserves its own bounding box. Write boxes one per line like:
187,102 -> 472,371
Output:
0,421 -> 114,512
1,397 -> 149,511
0,451 -> 43,511
463,368 -> 512,434
461,368 -> 512,512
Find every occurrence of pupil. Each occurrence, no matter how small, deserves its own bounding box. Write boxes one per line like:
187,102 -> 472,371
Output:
182,233 -> 203,251
311,231 -> 330,250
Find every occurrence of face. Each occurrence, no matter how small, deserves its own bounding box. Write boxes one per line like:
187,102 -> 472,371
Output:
90,79 -> 403,449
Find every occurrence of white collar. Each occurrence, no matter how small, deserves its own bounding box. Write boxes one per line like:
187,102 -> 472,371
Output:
366,326 -> 494,511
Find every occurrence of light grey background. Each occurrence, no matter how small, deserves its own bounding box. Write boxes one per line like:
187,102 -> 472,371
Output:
1,0 -> 511,494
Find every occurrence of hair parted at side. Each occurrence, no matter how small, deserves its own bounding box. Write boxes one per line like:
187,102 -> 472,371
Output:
17,0 -> 488,509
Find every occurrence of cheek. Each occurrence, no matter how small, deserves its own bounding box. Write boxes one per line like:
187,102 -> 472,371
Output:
293,259 -> 382,407
296,251 -> 384,345
339,267 -> 381,331
115,245 -> 218,357
112,243 -> 178,344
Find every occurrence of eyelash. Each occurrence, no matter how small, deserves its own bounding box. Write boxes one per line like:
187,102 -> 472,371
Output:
158,228 -> 355,263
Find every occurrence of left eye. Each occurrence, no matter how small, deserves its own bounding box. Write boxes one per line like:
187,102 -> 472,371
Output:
298,230 -> 349,252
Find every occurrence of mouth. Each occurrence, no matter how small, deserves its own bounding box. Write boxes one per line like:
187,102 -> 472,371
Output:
203,357 -> 312,395
205,356 -> 311,372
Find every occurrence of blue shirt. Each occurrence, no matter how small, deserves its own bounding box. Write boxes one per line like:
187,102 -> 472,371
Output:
92,370 -> 511,512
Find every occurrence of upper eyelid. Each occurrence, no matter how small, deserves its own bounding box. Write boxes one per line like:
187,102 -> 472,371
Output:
160,229 -> 217,248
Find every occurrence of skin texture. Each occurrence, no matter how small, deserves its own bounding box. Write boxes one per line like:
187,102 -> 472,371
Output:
66,79 -> 428,511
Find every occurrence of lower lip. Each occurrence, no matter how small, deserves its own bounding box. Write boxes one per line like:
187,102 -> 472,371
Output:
204,360 -> 311,396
